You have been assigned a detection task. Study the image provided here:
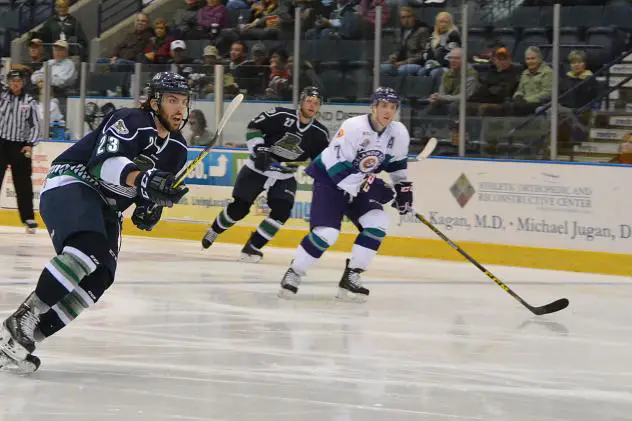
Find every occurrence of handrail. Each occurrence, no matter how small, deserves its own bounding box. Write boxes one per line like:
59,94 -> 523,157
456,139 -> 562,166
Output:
97,0 -> 143,36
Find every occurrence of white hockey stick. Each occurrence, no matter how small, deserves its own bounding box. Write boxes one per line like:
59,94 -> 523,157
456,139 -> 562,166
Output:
413,137 -> 438,162
173,94 -> 245,187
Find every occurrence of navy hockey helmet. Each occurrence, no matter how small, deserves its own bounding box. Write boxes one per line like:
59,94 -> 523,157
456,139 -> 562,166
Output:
371,87 -> 401,108
145,72 -> 190,101
143,72 -> 191,133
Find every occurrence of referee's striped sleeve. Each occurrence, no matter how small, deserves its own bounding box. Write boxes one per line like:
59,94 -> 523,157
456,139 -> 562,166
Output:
27,98 -> 41,145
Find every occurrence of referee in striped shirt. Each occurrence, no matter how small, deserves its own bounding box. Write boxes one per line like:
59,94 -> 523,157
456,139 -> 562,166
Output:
0,69 -> 41,233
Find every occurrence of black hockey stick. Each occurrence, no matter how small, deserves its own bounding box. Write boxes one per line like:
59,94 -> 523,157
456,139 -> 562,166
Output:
406,138 -> 568,315
414,212 -> 569,315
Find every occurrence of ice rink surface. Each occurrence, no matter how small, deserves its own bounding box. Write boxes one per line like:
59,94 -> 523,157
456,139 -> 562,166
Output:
0,226 -> 631,421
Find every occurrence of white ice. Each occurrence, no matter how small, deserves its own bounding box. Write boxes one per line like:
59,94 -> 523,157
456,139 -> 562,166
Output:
0,225 -> 631,421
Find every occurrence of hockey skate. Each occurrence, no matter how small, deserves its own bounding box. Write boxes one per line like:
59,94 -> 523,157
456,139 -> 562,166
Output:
25,219 -> 38,234
240,239 -> 263,263
278,266 -> 302,298
336,259 -> 369,303
0,297 -> 41,374
201,228 -> 219,249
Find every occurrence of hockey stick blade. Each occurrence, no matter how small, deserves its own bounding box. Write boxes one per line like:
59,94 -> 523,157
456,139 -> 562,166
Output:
173,94 -> 245,187
414,212 -> 569,316
418,137 -> 438,160
529,298 -> 569,316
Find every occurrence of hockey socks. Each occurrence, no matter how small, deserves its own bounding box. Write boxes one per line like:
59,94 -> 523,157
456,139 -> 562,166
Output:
35,246 -> 97,310
248,217 -> 283,249
349,228 -> 386,270
212,208 -> 238,234
291,230 -> 333,275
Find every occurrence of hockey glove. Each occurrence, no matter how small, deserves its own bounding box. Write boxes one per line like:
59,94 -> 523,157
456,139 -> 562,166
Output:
361,175 -> 395,204
253,145 -> 272,172
132,202 -> 163,231
135,168 -> 189,208
392,181 -> 413,214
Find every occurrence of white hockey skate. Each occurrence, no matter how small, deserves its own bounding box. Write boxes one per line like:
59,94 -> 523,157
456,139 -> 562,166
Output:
240,240 -> 263,263
278,267 -> 302,299
336,259 -> 369,303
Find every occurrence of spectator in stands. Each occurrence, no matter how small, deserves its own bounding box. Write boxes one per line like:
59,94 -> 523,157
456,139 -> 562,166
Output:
418,11 -> 460,91
473,47 -> 522,115
550,50 -> 598,147
197,0 -> 228,40
244,43 -> 270,96
173,0 -> 202,39
609,134 -> 632,164
426,47 -> 478,116
560,50 -> 598,109
32,40 -> 77,118
143,18 -> 175,64
304,0 -> 359,40
509,46 -> 552,115
239,0 -> 293,40
359,0 -> 390,38
380,7 -> 430,77
187,109 -> 214,146
31,40 -> 77,90
297,0 -> 334,34
39,0 -> 88,59
99,13 -> 153,71
189,46 -> 239,98
169,40 -> 200,80
266,49 -> 291,99
27,38 -> 48,73
227,40 -> 254,87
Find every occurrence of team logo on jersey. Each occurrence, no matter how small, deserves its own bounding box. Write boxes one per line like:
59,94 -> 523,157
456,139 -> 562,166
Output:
353,150 -> 385,173
270,133 -> 304,160
335,128 -> 345,138
111,119 -> 129,135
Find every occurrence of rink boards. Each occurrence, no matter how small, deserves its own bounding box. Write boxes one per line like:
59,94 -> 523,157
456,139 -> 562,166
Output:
0,141 -> 631,276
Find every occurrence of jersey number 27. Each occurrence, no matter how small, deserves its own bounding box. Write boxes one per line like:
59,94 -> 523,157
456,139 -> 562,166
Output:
97,135 -> 120,155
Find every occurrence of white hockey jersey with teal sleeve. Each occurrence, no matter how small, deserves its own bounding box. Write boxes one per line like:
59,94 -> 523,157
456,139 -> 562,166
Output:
314,114 -> 411,197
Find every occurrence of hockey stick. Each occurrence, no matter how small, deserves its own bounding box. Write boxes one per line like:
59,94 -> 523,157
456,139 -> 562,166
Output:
173,94 -> 245,187
413,212 -> 569,315
405,137 -> 568,315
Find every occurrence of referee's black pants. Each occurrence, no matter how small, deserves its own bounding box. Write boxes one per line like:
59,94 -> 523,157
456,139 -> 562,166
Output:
0,139 -> 34,223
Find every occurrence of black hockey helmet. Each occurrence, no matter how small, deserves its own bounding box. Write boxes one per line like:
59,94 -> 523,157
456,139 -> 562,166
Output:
143,72 -> 191,133
6,69 -> 26,81
300,86 -> 323,104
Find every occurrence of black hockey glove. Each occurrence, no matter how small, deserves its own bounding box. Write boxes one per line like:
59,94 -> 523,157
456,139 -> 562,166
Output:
392,181 -> 413,214
253,145 -> 272,172
132,202 -> 163,231
360,175 -> 394,204
135,168 -> 188,208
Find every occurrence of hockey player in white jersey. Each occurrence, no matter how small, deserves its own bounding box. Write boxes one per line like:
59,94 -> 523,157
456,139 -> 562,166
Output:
279,87 -> 414,301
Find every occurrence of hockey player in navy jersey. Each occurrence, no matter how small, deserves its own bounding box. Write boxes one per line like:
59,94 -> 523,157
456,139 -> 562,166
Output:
279,87 -> 414,302
0,72 -> 191,373
201,86 -> 330,262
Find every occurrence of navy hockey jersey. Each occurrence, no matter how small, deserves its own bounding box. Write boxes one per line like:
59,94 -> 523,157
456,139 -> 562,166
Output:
245,107 -> 329,165
42,108 -> 188,211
